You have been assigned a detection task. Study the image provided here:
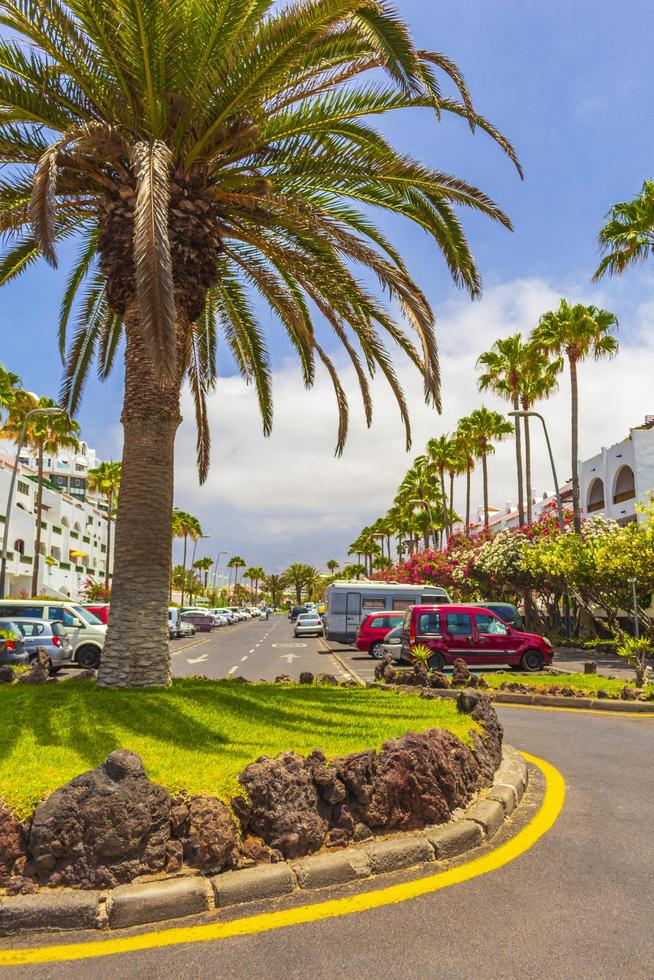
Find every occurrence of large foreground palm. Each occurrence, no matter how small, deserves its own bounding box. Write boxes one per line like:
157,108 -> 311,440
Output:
0,0 -> 520,687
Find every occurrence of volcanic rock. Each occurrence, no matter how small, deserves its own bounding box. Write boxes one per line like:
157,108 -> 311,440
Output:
178,795 -> 239,873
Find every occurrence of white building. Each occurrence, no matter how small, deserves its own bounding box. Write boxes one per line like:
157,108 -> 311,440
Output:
0,438 -> 103,505
579,416 -> 654,526
0,450 -> 113,598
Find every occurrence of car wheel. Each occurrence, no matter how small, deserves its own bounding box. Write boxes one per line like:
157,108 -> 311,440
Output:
428,651 -> 445,672
521,649 -> 544,672
76,645 -> 101,669
369,641 -> 385,660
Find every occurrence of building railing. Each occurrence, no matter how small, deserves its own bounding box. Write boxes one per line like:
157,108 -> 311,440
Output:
70,530 -> 79,539
59,561 -> 70,570
82,535 -> 90,544
52,526 -> 61,534
613,489 -> 636,504
587,500 -> 605,513
19,554 -> 32,564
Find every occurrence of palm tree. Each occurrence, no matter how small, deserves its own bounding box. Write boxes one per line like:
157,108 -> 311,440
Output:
0,0 -> 520,687
193,556 -> 213,595
519,347 -> 561,522
532,300 -> 618,532
426,434 -> 456,541
0,394 -> 79,594
262,573 -> 286,609
593,180 -> 654,281
453,427 -> 476,535
285,563 -> 312,605
326,559 -> 340,575
227,556 -> 246,600
303,566 -> 323,602
177,512 -> 201,605
248,566 -> 265,601
477,334 -> 532,526
170,509 -> 186,601
87,461 -> 121,588
0,366 -> 25,422
446,441 -> 468,537
459,408 -> 513,530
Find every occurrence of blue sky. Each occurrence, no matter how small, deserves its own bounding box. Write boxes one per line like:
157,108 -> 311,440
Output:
2,1 -> 654,573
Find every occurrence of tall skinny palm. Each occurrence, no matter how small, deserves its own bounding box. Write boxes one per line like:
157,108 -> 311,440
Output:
453,427 -> 476,535
426,434 -> 456,542
0,0 -> 521,686
532,301 -> 618,532
87,461 -> 121,588
459,409 -> 513,530
1,394 -> 79,594
477,334 -> 530,525
593,181 -> 654,281
227,556 -> 246,600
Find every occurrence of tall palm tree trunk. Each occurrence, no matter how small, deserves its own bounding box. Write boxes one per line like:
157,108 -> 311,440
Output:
449,472 -> 455,536
98,309 -> 182,688
31,442 -> 44,596
105,489 -> 114,589
570,356 -> 582,533
513,390 -> 525,525
482,451 -> 489,530
439,465 -> 448,542
524,415 -> 533,524
465,465 -> 471,535
180,535 -> 188,605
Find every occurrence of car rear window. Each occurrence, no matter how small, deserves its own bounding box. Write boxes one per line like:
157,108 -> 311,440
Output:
368,616 -> 388,629
15,622 -> 46,637
418,612 -> 441,634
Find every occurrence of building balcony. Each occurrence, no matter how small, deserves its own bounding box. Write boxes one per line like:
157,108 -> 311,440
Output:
70,530 -> 79,539
614,489 -> 636,504
587,500 -> 605,513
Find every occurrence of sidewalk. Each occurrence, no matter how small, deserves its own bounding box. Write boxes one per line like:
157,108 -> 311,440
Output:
552,648 -> 636,682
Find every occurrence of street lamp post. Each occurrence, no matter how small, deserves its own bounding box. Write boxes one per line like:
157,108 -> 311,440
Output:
508,410 -> 571,640
212,550 -> 228,603
188,534 -> 210,604
0,407 -> 64,598
628,577 -> 640,640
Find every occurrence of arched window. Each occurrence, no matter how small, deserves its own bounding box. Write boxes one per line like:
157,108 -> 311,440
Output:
587,478 -> 605,513
13,539 -> 25,555
61,516 -> 70,528
613,465 -> 636,504
73,521 -> 82,533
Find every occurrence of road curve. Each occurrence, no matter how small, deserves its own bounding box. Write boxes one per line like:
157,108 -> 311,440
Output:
3,704 -> 653,978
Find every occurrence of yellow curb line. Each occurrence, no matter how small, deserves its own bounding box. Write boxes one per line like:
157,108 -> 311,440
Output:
495,702 -> 654,718
0,751 -> 564,967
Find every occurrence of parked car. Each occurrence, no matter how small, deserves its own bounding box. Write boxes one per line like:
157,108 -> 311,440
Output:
379,624 -> 403,661
400,604 -> 553,672
210,607 -> 237,624
294,612 -> 324,637
356,610 -> 406,659
289,605 -> 308,622
0,618 -> 72,670
0,622 -> 29,666
229,607 -> 248,621
180,611 -> 215,633
179,621 -> 197,637
84,603 -> 110,625
461,601 -> 524,631
0,600 -> 106,669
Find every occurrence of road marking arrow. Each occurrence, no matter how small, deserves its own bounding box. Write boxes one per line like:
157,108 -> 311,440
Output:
280,652 -> 301,663
187,654 -> 209,664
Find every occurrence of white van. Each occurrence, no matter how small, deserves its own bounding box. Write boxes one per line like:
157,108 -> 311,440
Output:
0,600 -> 106,668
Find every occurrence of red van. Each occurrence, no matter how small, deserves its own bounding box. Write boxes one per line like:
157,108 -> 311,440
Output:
401,604 -> 553,672
83,603 -> 109,625
356,610 -> 406,659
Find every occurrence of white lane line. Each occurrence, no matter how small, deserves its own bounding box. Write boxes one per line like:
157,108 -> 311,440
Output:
241,655 -> 248,661
249,648 -> 255,654
228,665 -> 238,675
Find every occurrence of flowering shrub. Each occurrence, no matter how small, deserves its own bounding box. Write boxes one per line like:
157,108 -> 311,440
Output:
81,577 -> 111,602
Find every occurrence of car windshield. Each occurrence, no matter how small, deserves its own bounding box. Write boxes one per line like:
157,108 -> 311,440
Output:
71,605 -> 102,626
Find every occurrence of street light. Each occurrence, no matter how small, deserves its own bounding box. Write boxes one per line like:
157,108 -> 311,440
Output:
188,534 -> 210,603
0,406 -> 64,597
212,550 -> 228,602
508,410 -> 571,640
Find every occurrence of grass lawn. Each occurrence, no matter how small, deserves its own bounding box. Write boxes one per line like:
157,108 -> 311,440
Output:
481,672 -> 654,698
0,679 -> 477,818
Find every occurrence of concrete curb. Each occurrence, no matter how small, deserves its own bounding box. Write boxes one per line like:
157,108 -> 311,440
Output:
0,746 -> 529,936
488,691 -> 654,712
329,651 -> 366,686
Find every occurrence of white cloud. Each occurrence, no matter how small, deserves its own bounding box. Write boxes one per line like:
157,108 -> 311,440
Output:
172,277 -> 654,569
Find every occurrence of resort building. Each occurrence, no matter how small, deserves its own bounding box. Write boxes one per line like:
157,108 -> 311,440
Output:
579,416 -> 654,526
0,438 -> 103,505
0,449 -> 113,598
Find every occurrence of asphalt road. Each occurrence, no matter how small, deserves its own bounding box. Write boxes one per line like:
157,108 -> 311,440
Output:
6,648 -> 654,978
169,615 -> 348,682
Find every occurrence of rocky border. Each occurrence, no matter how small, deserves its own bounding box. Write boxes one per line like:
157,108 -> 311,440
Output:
0,746 -> 528,935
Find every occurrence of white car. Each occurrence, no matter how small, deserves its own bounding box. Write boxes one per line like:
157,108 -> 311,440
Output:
294,612 -> 324,637
210,608 -> 236,623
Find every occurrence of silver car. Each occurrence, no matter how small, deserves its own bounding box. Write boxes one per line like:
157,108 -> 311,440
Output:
379,624 -> 403,661
0,618 -> 73,670
294,612 -> 324,637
